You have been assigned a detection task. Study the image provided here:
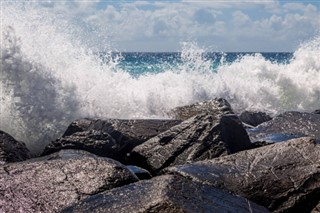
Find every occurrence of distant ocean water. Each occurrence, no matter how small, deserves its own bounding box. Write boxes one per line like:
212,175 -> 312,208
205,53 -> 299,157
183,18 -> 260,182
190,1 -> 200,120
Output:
1,3 -> 319,152
116,52 -> 293,76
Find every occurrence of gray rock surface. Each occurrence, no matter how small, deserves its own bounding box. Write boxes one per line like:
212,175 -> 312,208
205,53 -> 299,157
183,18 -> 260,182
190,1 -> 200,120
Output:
42,118 -> 181,163
0,149 -> 138,213
0,130 -> 30,165
168,98 -> 233,120
247,111 -> 320,143
130,113 -> 251,174
62,175 -> 269,213
167,137 -> 320,212
239,111 -> 272,127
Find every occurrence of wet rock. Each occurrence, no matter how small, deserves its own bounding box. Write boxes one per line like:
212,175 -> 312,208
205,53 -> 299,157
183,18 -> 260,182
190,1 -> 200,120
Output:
247,111 -> 320,143
239,111 -> 272,127
0,149 -> 138,213
42,119 -> 181,163
167,137 -> 320,212
0,130 -> 30,164
62,175 -> 269,213
130,113 -> 251,174
168,98 -> 233,120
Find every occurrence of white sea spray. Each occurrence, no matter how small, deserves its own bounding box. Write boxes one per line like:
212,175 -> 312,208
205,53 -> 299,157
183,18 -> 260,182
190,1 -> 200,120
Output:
1,3 -> 319,152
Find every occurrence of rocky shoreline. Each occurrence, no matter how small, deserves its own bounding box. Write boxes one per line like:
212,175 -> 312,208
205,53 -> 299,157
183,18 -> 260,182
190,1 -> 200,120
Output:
1,98 -> 320,212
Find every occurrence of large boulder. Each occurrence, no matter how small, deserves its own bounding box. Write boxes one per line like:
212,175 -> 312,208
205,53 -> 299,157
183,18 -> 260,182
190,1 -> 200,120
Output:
168,98 -> 233,120
0,130 -> 30,165
248,111 -> 320,143
239,111 -> 272,127
42,118 -> 181,163
130,113 -> 251,174
0,149 -> 138,213
167,137 -> 320,212
62,175 -> 268,213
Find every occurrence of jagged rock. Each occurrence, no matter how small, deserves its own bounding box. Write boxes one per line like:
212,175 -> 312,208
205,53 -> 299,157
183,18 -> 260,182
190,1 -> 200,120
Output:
42,119 -> 181,163
130,113 -> 251,174
247,111 -> 320,143
0,130 -> 30,164
239,111 -> 272,127
167,137 -> 320,212
168,98 -> 233,120
0,149 -> 138,213
62,175 -> 269,213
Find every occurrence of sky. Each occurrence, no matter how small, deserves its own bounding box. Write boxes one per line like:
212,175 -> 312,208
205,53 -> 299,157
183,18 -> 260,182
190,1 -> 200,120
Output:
37,0 -> 320,52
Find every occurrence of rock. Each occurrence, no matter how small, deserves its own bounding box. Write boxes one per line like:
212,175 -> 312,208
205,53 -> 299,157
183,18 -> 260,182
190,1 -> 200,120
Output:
166,137 -> 320,212
250,141 -> 274,149
313,109 -> 320,115
42,119 -> 181,163
130,113 -> 251,174
168,98 -> 233,120
239,111 -> 272,127
0,130 -> 30,164
312,202 -> 320,213
0,149 -> 138,213
62,118 -> 93,137
126,165 -> 152,180
44,130 -> 121,161
62,175 -> 269,213
247,111 -> 320,143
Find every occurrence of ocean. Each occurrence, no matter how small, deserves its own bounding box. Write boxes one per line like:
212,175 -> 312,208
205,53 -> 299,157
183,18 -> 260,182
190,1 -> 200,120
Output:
1,3 -> 320,152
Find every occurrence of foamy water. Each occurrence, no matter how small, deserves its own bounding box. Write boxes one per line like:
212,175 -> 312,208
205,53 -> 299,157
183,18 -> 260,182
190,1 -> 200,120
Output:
1,3 -> 319,152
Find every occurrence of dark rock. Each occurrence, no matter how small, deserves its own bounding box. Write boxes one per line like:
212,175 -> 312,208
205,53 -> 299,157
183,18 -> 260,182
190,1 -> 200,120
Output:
130,113 -> 251,174
168,98 -> 233,120
126,165 -> 152,180
62,175 -> 269,213
0,130 -> 30,164
313,109 -> 320,115
42,119 -> 181,163
239,111 -> 272,127
0,149 -> 138,213
248,111 -> 320,143
62,118 -> 93,137
220,115 -> 252,154
167,137 -> 320,212
312,202 -> 320,213
44,130 -> 121,161
250,141 -> 274,149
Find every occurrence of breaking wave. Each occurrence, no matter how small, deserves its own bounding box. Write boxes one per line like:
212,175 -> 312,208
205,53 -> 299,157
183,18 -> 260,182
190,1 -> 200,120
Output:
1,3 -> 319,152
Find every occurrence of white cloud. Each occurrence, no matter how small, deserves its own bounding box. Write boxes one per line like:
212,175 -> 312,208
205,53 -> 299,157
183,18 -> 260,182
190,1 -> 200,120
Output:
232,10 -> 252,27
30,0 -> 320,52
283,2 -> 306,11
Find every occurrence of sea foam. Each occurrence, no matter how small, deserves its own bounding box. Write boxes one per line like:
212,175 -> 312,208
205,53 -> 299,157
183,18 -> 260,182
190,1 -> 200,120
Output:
1,3 -> 319,152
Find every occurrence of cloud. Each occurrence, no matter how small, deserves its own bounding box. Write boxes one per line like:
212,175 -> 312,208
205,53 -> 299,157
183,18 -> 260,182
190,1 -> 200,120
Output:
29,0 -> 320,52
232,10 -> 252,27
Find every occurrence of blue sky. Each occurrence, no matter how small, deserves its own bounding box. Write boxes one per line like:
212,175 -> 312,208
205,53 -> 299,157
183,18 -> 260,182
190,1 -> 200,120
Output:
38,0 -> 319,52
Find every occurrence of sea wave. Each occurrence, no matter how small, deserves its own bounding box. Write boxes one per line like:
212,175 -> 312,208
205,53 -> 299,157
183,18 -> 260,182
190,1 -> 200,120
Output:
1,3 -> 319,152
